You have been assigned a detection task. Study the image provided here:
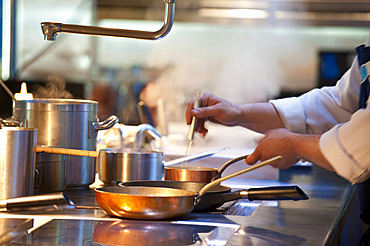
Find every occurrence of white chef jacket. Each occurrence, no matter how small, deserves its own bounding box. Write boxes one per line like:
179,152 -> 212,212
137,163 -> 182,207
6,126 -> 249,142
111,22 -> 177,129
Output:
270,35 -> 370,184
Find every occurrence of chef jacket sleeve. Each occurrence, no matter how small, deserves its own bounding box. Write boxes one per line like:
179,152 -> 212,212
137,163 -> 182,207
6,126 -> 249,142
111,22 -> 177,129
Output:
270,57 -> 360,134
270,56 -> 370,184
320,108 -> 370,184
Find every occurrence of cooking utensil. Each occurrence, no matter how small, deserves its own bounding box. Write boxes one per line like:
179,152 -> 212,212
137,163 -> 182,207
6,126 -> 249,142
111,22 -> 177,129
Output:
187,90 -> 204,143
36,146 -> 161,183
163,147 -> 229,166
115,180 -> 309,211
34,153 -> 67,193
99,148 -> 163,183
99,147 -> 229,183
36,146 -> 99,157
94,155 -> 282,220
164,153 -> 247,183
13,99 -> 118,188
0,192 -> 75,212
36,146 -> 227,183
36,146 -> 226,161
183,90 -> 205,167
0,126 -> 38,200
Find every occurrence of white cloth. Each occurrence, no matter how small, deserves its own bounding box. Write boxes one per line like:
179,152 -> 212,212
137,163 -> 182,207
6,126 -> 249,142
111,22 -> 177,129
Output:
270,36 -> 370,184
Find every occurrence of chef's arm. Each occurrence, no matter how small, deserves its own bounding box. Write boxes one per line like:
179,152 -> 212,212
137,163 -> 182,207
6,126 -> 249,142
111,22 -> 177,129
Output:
245,128 -> 334,172
186,92 -> 284,136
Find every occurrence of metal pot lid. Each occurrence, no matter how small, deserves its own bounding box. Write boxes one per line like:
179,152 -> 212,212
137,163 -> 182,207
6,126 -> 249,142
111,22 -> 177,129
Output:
13,99 -> 98,112
0,126 -> 37,132
100,148 -> 163,158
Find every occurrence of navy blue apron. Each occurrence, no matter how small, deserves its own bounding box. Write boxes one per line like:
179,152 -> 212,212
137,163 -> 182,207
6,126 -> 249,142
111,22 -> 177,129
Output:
355,44 -> 370,245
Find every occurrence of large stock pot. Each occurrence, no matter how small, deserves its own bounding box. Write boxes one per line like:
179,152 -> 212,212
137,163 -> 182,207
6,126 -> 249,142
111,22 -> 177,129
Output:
13,99 -> 118,188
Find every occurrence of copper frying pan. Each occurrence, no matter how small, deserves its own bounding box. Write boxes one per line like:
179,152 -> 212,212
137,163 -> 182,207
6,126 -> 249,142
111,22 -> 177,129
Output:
94,155 -> 282,220
114,180 -> 309,212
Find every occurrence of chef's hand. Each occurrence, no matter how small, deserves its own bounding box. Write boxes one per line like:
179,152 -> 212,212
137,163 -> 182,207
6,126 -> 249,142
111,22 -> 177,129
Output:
245,128 -> 300,169
185,92 -> 242,137
245,128 -> 334,172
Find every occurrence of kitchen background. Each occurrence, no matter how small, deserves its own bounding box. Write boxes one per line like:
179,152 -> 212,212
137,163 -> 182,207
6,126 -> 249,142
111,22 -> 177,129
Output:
1,0 -> 369,125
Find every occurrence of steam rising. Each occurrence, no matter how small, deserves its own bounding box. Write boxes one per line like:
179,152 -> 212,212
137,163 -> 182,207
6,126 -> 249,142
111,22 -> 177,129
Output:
32,76 -> 73,99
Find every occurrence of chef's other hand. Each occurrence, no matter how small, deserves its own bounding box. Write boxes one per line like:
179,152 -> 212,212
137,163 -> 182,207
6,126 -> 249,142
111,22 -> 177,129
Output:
185,92 -> 242,137
245,128 -> 300,169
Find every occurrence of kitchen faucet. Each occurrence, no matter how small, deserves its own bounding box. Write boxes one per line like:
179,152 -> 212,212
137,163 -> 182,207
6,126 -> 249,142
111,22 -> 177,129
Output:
134,124 -> 162,149
41,0 -> 176,41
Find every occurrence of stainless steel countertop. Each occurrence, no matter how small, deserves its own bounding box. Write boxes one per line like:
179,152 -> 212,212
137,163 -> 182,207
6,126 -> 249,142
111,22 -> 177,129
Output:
0,165 -> 354,245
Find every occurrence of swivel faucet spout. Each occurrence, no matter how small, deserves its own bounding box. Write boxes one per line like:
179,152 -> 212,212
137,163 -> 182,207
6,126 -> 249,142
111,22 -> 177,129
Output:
135,124 -> 162,149
41,0 -> 176,41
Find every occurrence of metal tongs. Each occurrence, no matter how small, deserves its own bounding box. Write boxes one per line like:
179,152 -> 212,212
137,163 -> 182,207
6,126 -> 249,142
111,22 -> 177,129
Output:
187,90 -> 205,142
182,90 -> 205,167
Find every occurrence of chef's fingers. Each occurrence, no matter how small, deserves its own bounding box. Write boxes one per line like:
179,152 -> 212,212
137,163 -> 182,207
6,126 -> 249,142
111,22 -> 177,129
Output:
185,100 -> 195,125
190,105 -> 220,120
245,151 -> 260,165
195,118 -> 208,137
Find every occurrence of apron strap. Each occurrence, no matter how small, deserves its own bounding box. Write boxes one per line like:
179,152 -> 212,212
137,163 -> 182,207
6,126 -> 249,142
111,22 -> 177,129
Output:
356,45 -> 370,109
355,44 -> 370,225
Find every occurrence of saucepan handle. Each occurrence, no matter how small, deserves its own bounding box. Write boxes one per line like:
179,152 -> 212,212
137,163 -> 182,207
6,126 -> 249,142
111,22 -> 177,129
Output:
94,115 -> 119,131
0,192 -> 76,212
89,115 -> 119,138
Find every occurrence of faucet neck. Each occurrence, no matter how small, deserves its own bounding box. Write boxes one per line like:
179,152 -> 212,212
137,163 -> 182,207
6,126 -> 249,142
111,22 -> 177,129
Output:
41,1 -> 176,41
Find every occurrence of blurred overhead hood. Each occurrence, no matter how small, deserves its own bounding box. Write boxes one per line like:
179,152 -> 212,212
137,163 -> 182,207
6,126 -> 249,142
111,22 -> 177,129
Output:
97,0 -> 370,27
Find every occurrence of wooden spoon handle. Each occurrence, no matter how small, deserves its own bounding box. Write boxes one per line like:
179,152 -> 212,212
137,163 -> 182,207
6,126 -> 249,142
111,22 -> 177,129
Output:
36,146 -> 99,158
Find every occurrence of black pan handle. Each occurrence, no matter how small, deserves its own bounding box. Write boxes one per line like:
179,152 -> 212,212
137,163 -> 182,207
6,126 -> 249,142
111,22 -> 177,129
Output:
242,185 -> 309,201
0,192 -> 76,212
194,185 -> 308,211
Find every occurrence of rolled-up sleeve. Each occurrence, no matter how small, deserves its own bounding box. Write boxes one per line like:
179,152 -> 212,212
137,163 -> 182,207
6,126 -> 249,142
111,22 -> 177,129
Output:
270,97 -> 307,133
270,55 -> 370,184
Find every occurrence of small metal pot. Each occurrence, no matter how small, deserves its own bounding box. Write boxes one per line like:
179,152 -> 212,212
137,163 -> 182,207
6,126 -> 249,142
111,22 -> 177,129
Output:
164,155 -> 249,183
164,166 -> 218,183
98,148 -> 163,184
0,126 -> 37,200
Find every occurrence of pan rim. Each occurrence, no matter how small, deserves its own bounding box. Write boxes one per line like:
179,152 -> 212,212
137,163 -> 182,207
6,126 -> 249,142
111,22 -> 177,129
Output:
164,166 -> 218,171
94,186 -> 197,198
115,180 -> 232,194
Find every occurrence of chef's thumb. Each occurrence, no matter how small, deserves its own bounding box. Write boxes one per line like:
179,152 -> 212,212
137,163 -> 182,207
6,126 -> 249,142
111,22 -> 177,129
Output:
191,105 -> 216,118
245,152 -> 259,165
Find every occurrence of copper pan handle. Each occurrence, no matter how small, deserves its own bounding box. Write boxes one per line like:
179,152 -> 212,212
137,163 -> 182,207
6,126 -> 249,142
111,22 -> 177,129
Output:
195,155 -> 282,204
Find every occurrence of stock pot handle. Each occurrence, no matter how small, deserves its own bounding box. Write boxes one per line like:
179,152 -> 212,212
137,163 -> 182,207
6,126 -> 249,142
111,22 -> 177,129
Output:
89,115 -> 119,138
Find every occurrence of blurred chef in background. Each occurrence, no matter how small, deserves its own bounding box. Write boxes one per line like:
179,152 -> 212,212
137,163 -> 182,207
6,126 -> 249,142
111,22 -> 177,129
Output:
186,33 -> 370,245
